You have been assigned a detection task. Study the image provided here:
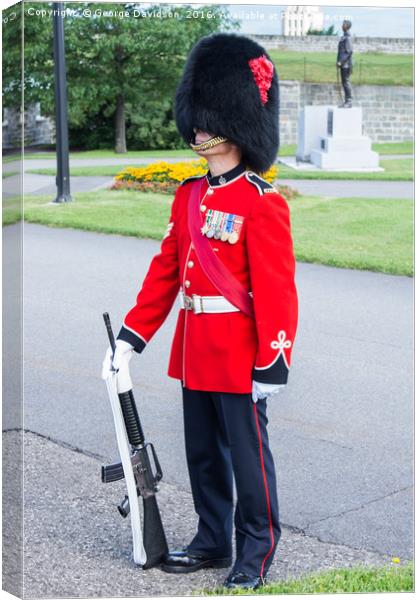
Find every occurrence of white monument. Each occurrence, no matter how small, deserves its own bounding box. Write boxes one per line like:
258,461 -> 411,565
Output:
282,105 -> 382,172
282,6 -> 324,36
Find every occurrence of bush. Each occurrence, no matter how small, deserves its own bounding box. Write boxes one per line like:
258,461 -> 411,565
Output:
277,184 -> 300,201
127,98 -> 186,150
111,160 -> 299,199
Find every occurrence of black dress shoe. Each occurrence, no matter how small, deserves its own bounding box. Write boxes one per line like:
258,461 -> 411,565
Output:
160,548 -> 232,573
223,570 -> 264,590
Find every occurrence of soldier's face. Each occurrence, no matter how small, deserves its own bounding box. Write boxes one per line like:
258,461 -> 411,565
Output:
193,128 -> 214,145
192,128 -> 238,157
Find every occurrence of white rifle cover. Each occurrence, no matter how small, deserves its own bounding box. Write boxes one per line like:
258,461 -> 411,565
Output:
105,372 -> 147,565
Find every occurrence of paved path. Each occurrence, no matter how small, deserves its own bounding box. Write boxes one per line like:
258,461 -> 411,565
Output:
3,172 -> 113,198
3,170 -> 414,200
3,156 -> 193,174
279,178 -> 413,199
3,430 -> 393,598
3,152 -> 412,174
3,223 -> 413,596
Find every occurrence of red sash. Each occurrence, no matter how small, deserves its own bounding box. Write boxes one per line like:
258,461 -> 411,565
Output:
187,179 -> 254,319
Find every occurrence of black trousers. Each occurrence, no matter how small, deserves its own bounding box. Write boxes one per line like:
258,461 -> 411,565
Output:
340,66 -> 353,102
182,386 -> 281,579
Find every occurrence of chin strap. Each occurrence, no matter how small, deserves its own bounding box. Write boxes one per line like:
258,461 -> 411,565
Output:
190,135 -> 228,152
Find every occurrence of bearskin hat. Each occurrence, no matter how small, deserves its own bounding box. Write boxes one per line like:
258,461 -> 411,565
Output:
174,33 -> 279,174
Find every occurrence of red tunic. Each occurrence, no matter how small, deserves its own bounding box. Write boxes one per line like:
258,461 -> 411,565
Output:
117,162 -> 298,394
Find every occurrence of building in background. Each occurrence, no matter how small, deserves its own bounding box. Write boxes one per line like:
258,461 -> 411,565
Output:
282,6 -> 324,36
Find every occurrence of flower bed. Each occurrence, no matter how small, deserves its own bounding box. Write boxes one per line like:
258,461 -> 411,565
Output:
111,160 -> 299,198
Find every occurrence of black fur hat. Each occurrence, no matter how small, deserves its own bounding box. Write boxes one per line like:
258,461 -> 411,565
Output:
174,33 -> 279,173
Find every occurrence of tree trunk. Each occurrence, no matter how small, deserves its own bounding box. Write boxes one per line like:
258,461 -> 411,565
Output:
115,93 -> 127,153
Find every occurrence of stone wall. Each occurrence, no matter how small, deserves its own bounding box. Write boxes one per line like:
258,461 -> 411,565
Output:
250,34 -> 414,54
3,103 -> 55,150
280,81 -> 413,145
3,84 -> 413,150
280,81 -> 301,147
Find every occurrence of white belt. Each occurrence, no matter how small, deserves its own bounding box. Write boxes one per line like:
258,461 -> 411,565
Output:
178,290 -> 240,314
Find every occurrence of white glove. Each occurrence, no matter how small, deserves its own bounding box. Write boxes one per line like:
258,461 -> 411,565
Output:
252,380 -> 286,403
101,339 -> 134,393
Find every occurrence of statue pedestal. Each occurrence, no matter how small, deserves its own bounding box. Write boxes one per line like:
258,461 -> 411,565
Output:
296,105 -> 331,162
296,105 -> 381,171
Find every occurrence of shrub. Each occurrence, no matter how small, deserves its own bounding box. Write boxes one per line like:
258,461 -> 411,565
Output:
277,184 -> 300,201
111,160 -> 299,198
111,158 -> 277,192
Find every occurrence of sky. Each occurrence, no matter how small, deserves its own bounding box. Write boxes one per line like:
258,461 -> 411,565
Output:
228,5 -> 414,37
1,1 -> 414,38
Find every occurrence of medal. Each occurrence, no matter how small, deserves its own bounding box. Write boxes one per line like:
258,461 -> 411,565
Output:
214,210 -> 223,239
224,213 -> 234,242
203,209 -> 214,238
206,209 -> 220,240
220,212 -> 231,241
228,215 -> 244,244
201,208 -> 245,244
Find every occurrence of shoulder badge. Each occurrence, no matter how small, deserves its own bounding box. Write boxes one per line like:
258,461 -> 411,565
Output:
245,171 -> 276,196
180,175 -> 205,187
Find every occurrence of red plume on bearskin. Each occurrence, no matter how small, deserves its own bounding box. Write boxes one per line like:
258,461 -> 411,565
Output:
174,33 -> 280,174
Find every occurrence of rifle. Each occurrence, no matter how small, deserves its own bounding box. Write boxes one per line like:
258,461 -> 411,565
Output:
101,312 -> 168,568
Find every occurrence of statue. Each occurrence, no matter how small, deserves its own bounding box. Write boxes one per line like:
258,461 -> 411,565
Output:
336,20 -> 353,108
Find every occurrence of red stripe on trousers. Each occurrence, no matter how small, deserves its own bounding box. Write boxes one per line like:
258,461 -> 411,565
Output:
253,402 -> 275,579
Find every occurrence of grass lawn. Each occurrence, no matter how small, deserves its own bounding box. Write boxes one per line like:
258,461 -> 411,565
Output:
27,157 -> 413,181
270,50 -> 413,86
17,144 -> 299,161
27,165 -> 148,177
20,191 -> 171,240
2,155 -> 23,164
197,563 -> 413,595
27,165 -> 147,177
290,195 -> 413,276
371,140 -> 413,155
5,140 -> 412,165
2,197 -> 22,225
5,190 -> 412,277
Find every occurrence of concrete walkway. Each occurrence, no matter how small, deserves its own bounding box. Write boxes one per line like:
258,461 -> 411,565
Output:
3,156 -> 197,172
3,222 -> 412,597
2,164 -> 414,200
3,152 -> 413,173
5,430 -> 392,599
279,178 -> 413,199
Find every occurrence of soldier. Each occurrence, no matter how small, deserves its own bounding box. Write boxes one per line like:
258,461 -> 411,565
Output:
102,33 -> 298,590
337,19 -> 354,107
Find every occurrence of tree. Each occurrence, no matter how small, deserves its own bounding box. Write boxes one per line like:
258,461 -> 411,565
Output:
307,25 -> 337,36
3,2 -> 238,152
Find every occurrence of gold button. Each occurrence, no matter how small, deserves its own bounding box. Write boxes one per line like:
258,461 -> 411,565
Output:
184,280 -> 191,288
187,260 -> 194,268
200,205 -> 206,212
